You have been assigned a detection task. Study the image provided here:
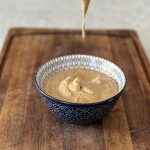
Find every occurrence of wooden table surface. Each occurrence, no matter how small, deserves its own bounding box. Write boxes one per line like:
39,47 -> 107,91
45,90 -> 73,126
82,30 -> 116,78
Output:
0,28 -> 149,150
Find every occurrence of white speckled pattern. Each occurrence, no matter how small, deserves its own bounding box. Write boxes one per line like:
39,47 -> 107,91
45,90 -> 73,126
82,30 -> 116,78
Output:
0,0 -> 150,60
35,55 -> 126,95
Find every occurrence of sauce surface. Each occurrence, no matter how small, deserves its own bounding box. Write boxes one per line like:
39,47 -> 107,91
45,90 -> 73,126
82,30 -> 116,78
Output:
43,68 -> 118,103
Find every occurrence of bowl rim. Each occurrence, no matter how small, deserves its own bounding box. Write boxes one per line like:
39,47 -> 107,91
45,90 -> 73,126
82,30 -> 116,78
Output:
34,54 -> 127,106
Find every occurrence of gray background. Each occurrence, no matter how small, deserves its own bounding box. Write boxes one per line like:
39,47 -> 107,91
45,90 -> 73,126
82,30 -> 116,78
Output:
0,0 -> 150,60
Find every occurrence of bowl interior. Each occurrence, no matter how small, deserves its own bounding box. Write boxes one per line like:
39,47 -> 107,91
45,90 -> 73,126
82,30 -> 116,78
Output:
35,55 -> 126,99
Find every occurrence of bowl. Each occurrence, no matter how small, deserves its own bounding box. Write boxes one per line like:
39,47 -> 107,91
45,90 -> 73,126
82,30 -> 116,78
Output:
34,54 -> 126,124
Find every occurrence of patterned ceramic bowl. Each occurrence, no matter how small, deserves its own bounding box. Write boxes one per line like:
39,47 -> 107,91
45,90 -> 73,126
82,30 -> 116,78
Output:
34,55 -> 126,124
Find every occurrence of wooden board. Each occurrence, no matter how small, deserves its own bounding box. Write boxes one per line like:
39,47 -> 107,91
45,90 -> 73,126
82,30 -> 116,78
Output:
0,28 -> 150,150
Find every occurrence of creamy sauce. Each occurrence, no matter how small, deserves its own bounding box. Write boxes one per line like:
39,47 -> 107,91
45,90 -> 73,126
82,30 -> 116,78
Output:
43,68 -> 118,103
81,0 -> 90,39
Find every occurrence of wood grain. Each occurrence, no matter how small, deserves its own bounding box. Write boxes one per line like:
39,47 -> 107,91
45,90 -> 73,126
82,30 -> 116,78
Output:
0,28 -> 149,150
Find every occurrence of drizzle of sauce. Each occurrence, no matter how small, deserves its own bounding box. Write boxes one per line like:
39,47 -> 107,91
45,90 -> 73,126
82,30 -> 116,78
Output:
81,0 -> 90,40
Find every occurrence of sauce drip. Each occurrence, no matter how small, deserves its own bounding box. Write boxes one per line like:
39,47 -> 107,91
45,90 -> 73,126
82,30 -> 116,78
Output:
81,0 -> 90,39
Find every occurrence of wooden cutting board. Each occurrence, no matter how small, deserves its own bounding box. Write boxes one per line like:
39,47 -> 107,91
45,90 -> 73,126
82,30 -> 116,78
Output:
0,28 -> 149,150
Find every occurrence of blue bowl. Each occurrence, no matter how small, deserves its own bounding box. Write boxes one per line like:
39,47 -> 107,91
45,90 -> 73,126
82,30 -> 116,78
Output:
34,55 -> 126,124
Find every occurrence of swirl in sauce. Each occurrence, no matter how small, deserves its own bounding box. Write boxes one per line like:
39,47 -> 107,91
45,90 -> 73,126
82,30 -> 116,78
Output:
43,68 -> 118,103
